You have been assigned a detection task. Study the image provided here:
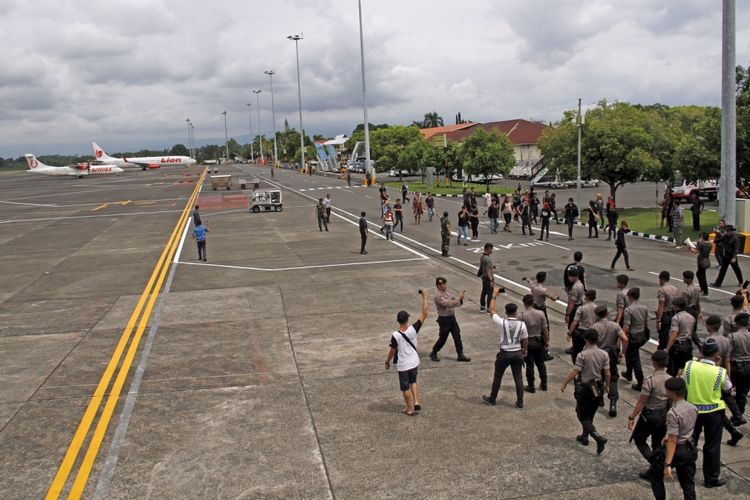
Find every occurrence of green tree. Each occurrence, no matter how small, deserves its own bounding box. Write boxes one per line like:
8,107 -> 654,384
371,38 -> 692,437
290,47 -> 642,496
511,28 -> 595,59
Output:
461,129 -> 515,192
737,64 -> 750,177
169,144 -> 189,156
581,102 -> 661,198
369,125 -> 424,174
420,111 -> 444,128
538,110 -> 578,181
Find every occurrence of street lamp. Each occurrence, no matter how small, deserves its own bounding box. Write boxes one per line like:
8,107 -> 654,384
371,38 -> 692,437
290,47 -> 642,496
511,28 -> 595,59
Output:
189,122 -> 195,159
287,34 -> 307,174
245,102 -> 255,162
265,70 -> 279,168
185,118 -> 192,158
357,0 -> 372,182
252,90 -> 265,164
222,111 -> 229,163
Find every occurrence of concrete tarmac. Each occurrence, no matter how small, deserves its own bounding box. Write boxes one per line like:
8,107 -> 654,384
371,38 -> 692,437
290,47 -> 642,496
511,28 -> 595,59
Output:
0,165 -> 747,498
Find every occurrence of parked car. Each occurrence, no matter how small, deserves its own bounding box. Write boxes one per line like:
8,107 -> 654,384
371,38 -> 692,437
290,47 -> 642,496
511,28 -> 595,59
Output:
388,169 -> 410,177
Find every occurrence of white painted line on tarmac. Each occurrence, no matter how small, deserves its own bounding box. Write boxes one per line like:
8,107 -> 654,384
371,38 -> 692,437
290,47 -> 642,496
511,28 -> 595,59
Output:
0,209 -> 183,224
0,200 -> 58,207
246,169 -> 430,261
178,257 -> 426,272
539,240 -> 571,251
173,181 -> 204,263
646,271 -> 734,296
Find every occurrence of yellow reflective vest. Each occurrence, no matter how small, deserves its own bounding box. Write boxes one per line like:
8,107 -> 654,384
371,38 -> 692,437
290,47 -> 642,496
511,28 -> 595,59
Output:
684,359 -> 726,413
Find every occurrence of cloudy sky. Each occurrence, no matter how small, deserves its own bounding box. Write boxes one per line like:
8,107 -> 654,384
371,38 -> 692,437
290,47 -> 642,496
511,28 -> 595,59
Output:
2,0 -> 750,157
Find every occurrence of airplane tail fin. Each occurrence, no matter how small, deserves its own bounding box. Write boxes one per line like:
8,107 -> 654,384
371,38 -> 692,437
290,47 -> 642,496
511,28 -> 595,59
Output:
92,142 -> 113,160
24,154 -> 48,170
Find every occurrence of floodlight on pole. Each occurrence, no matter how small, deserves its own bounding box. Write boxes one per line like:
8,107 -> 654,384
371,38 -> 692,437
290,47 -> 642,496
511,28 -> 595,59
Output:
185,118 -> 192,158
265,70 -> 279,168
189,122 -> 195,158
357,0 -> 372,180
287,34 -> 307,174
222,111 -> 229,163
245,102 -> 255,162
252,90 -> 264,164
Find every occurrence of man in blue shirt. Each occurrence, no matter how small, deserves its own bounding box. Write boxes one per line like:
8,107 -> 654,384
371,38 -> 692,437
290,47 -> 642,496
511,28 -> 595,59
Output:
192,223 -> 209,261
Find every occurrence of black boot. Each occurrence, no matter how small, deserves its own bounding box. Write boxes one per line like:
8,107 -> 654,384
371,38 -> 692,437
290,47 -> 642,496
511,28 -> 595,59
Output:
608,401 -> 617,418
576,434 -> 589,446
621,371 -> 632,382
591,431 -> 607,455
456,353 -> 471,362
429,351 -> 440,362
728,427 -> 744,446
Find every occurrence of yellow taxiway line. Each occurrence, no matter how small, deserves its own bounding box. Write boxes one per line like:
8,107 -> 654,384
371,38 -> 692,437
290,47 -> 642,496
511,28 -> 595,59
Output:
45,168 -> 206,499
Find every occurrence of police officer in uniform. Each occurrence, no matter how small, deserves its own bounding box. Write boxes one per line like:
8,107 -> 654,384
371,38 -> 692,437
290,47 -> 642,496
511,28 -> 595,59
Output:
561,329 -> 610,454
665,297 -> 698,376
520,294 -> 549,392
567,288 -> 597,365
523,271 -> 558,361
628,350 -> 670,480
614,274 -> 629,325
728,312 -> 750,427
648,377 -> 698,500
592,305 -> 628,417
430,277 -> 471,363
656,271 -> 680,349
705,314 -> 745,443
622,287 -> 650,390
439,211 -> 451,257
685,338 -> 732,488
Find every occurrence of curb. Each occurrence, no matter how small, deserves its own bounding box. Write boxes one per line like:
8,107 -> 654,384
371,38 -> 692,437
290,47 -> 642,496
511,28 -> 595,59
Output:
571,220 -> 677,244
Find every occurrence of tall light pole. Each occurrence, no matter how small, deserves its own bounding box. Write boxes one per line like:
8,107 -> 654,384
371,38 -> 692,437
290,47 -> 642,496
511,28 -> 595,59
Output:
720,0 -> 736,226
287,34 -> 307,174
222,111 -> 229,162
252,89 -> 265,164
185,118 -> 192,157
189,122 -> 195,159
245,102 -> 255,162
576,98 -> 582,208
265,70 -> 279,168
357,0 -> 372,182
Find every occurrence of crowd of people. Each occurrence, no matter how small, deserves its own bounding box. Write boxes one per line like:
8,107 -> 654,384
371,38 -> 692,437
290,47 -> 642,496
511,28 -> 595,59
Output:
384,240 -> 749,497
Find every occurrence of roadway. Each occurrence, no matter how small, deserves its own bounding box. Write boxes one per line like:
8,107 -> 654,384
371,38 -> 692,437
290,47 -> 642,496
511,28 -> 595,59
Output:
0,164 -> 746,498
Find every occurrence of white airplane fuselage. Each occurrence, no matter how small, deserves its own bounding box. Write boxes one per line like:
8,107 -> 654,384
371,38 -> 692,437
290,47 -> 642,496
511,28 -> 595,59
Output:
25,154 -> 123,177
92,142 -> 196,169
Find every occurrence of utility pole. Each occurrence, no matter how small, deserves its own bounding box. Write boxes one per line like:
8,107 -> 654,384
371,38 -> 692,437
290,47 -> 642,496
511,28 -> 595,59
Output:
720,0 -> 737,226
287,34 -> 307,174
576,98 -> 582,208
357,0 -> 372,183
185,118 -> 191,158
252,89 -> 264,164
222,111 -> 229,163
246,103 -> 254,162
265,70 -> 279,168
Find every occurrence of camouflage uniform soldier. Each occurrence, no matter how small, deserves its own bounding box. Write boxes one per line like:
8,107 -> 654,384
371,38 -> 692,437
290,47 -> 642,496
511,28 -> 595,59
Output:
440,211 -> 451,257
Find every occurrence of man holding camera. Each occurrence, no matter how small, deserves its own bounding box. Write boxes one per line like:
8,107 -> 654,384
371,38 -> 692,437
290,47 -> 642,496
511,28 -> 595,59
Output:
482,286 -> 527,409
430,277 -> 471,363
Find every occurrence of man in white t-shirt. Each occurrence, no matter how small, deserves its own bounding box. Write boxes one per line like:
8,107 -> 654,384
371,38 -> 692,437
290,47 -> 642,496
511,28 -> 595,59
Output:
482,288 -> 529,409
385,288 -> 429,416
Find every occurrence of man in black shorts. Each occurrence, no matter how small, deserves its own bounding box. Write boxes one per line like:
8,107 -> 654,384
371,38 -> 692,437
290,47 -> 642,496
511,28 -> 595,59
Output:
385,288 -> 429,416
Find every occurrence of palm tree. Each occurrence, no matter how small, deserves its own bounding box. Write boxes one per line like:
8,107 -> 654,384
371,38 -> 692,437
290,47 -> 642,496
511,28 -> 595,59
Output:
421,112 -> 444,128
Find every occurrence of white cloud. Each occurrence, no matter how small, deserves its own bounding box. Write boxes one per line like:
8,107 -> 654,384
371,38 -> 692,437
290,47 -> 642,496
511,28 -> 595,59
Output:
1,0 -> 749,157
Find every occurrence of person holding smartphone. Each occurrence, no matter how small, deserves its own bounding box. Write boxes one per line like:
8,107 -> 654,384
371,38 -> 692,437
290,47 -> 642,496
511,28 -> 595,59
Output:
430,277 -> 471,363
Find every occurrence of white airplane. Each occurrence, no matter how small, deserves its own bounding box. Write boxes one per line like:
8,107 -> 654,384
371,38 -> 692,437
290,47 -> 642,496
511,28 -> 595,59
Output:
25,154 -> 123,178
92,142 -> 197,170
